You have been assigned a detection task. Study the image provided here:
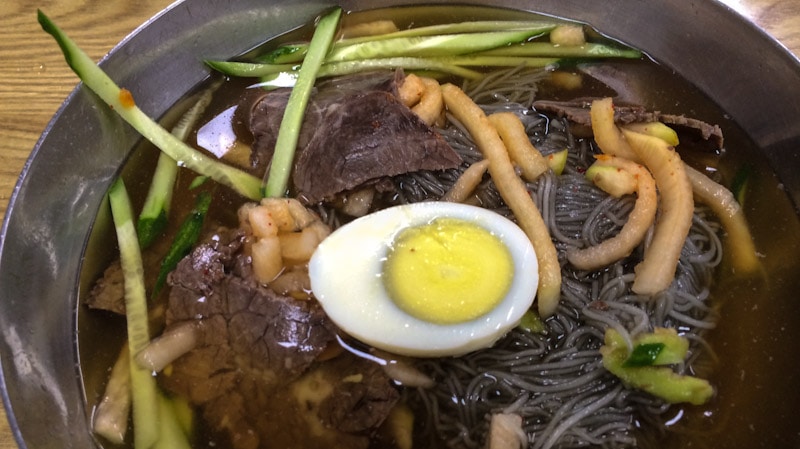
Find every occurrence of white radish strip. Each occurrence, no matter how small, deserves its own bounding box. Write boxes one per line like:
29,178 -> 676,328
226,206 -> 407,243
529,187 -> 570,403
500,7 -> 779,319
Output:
442,83 -> 561,317
623,129 -> 694,295
567,155 -> 657,271
684,164 -> 760,274
489,112 -> 550,182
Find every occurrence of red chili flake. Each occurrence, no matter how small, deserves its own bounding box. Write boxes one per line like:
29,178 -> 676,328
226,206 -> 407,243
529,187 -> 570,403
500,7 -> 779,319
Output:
118,88 -> 135,109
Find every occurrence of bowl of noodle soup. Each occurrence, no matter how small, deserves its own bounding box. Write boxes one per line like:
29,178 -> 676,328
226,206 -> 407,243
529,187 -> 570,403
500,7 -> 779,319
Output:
1,1 -> 799,449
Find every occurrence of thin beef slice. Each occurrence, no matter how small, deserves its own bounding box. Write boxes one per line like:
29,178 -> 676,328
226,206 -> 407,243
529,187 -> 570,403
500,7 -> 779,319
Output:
245,70 -> 461,203
162,228 -> 399,449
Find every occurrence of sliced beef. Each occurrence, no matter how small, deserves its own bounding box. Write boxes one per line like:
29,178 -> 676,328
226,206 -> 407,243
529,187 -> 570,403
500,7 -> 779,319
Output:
244,70 -> 461,204
86,260 -> 126,314
317,356 -> 400,433
161,228 -> 398,449
292,90 -> 461,204
85,250 -> 163,314
245,70 -> 404,169
533,98 -> 724,150
252,354 -> 400,449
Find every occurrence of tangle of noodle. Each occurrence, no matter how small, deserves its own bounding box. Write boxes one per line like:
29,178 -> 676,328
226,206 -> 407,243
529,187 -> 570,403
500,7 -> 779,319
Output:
400,68 -> 720,449
320,67 -> 721,449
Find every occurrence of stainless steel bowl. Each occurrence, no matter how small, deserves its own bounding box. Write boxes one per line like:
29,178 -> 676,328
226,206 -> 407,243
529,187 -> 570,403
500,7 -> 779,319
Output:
1,0 -> 799,448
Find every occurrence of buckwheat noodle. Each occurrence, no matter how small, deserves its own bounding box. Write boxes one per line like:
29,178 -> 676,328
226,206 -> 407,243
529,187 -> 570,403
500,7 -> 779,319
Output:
317,67 -> 721,448
393,68 -> 721,449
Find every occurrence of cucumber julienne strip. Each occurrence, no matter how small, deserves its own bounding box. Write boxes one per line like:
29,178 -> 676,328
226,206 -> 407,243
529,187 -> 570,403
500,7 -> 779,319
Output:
209,57 -> 546,90
136,153 -> 174,249
325,30 -> 546,62
258,43 -> 307,63
38,10 -> 262,201
152,191 -> 212,298
207,36 -> 640,82
107,179 -> 160,449
206,56 -> 483,80
153,394 -> 192,449
319,57 -> 484,79
436,55 -> 560,68
259,20 -> 558,64
263,7 -> 343,197
340,20 -> 556,43
137,82 -> 219,248
479,42 -> 642,59
204,60 -> 297,77
213,30 -> 555,77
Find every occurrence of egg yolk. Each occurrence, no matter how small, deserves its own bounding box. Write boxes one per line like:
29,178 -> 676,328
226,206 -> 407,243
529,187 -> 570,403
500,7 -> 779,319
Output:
382,217 -> 514,324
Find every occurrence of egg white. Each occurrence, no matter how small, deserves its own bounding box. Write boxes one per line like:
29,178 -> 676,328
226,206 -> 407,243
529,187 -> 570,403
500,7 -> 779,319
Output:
308,202 -> 539,357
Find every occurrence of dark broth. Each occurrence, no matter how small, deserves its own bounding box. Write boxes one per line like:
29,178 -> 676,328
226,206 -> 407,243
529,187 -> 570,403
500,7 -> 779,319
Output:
78,5 -> 800,449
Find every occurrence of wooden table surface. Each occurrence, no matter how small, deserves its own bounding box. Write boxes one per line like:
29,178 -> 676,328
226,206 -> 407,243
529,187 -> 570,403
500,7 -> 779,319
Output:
0,0 -> 798,447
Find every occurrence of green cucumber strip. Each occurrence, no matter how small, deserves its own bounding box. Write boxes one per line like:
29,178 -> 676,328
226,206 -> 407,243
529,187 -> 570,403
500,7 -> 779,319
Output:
38,10 -> 262,201
137,153 -> 177,248
257,43 -> 307,63
168,395 -> 195,438
436,55 -> 559,67
137,83 -> 218,248
517,309 -> 547,334
152,393 -> 192,449
478,42 -> 642,59
170,81 -> 220,142
635,329 -> 689,365
325,30 -> 545,62
318,57 -> 484,79
137,207 -> 169,250
601,328 -> 713,405
188,175 -> 209,190
622,342 -> 665,367
108,179 -> 160,449
603,343 -> 714,405
207,56 -> 483,80
340,20 -> 556,43
152,191 -> 212,298
204,59 -> 297,77
260,20 -> 558,63
263,7 -> 343,197
730,165 -> 752,206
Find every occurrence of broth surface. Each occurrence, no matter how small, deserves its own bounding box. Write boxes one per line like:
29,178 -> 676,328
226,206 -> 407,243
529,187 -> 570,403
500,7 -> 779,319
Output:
78,5 -> 800,449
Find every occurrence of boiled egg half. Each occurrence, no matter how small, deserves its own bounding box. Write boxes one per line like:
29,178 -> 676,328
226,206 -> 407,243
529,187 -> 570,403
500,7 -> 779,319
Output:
308,202 -> 538,357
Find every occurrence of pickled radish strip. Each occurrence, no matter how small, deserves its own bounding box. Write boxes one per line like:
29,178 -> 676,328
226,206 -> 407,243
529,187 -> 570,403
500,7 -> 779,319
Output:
684,164 -> 760,274
567,155 -> 657,271
622,129 -> 694,295
442,159 -> 490,203
590,97 -> 638,160
442,83 -> 561,317
489,112 -> 550,182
